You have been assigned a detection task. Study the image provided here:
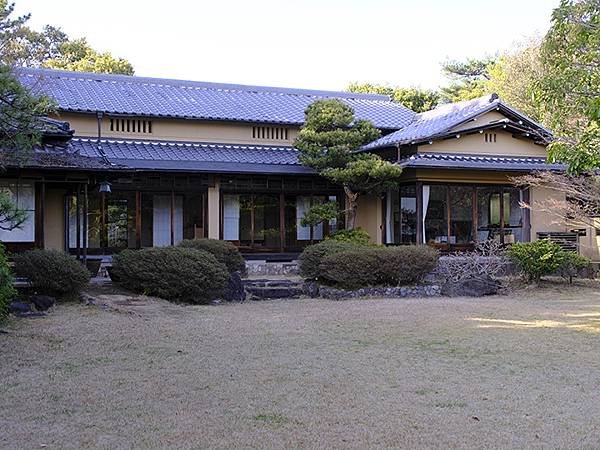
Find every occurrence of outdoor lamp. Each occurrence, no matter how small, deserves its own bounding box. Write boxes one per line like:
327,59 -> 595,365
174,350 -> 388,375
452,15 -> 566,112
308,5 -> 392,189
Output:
99,181 -> 111,193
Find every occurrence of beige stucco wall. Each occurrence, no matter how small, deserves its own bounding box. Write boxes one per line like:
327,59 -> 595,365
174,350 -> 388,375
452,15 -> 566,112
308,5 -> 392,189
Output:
54,113 -> 299,146
530,185 -> 567,238
354,195 -> 383,244
450,111 -> 508,132
44,188 -> 65,251
578,220 -> 600,261
207,178 -> 220,239
419,130 -> 547,157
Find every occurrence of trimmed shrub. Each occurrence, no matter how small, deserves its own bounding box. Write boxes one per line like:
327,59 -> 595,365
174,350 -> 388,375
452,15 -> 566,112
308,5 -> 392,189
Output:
0,244 -> 16,322
319,247 -> 381,288
14,250 -> 90,298
328,228 -> 371,246
178,239 -> 246,275
507,239 -> 568,282
299,240 -> 359,280
558,251 -> 592,282
319,245 -> 438,289
111,247 -> 228,303
376,245 -> 440,285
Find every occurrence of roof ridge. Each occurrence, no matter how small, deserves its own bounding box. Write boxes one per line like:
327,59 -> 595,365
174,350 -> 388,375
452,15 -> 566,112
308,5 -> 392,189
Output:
71,136 -> 297,150
17,67 -> 393,102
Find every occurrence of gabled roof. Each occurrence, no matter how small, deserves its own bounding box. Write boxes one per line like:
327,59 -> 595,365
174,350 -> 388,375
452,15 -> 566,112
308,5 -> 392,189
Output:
70,137 -> 312,174
16,67 -> 416,130
362,94 -> 552,150
400,152 -> 565,172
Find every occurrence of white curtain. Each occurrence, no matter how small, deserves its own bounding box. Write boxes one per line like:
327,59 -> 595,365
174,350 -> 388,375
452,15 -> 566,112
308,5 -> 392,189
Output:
153,195 -> 183,246
296,196 -> 311,240
422,185 -> 430,244
0,181 -> 35,243
385,190 -> 394,244
223,195 -> 240,241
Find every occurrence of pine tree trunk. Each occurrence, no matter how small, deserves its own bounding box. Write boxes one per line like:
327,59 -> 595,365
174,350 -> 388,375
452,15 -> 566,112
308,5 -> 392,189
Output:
344,186 -> 359,230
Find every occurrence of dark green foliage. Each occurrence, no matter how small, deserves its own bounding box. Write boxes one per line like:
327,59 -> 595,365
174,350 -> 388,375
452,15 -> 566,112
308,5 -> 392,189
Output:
507,239 -> 591,283
557,250 -> 592,282
178,238 -> 246,275
14,249 -> 90,298
536,0 -> 600,173
508,240 -> 565,282
328,228 -> 371,245
319,246 -> 439,289
300,201 -> 339,228
0,243 -> 15,322
298,240 -> 359,280
0,1 -> 134,74
295,99 -> 403,230
111,247 -> 229,303
347,82 -> 440,112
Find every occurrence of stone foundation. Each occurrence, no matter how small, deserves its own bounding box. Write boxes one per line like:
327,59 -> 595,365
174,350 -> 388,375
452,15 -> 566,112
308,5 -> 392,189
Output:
313,283 -> 441,300
245,261 -> 299,276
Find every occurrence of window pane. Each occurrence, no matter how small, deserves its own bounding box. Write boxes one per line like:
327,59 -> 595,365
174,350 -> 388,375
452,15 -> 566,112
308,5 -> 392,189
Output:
0,181 -> 35,242
424,185 -> 447,244
183,194 -> 205,240
477,187 -> 501,242
449,186 -> 473,244
223,194 -> 240,241
253,195 -> 280,248
400,185 -> 417,243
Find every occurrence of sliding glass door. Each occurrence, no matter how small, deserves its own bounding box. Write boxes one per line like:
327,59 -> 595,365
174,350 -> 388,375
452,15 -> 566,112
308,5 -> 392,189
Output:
222,192 -> 342,252
385,183 -> 527,250
68,190 -> 206,254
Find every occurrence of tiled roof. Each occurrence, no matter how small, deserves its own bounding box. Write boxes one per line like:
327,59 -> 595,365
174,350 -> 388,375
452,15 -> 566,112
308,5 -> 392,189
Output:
17,67 -> 416,129
363,94 -> 551,150
70,138 -> 313,174
0,143 -> 110,170
400,152 -> 565,171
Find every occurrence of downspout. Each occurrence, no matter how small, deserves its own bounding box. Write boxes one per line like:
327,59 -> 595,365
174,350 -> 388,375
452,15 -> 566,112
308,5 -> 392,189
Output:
96,111 -> 112,165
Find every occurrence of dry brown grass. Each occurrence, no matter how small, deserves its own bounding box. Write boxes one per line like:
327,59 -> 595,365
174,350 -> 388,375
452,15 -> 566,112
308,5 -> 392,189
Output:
2,280 -> 600,449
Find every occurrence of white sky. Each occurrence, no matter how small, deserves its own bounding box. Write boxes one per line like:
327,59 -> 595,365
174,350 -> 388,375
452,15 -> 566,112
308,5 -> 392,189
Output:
14,0 -> 559,91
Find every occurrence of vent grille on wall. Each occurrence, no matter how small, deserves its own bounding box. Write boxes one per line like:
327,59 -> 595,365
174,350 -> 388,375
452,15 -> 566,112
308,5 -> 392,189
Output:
110,118 -> 153,134
484,132 -> 497,143
252,126 -> 289,140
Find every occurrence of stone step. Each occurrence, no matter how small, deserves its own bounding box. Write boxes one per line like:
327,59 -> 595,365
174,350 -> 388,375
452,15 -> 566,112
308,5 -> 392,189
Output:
245,285 -> 304,300
243,279 -> 303,288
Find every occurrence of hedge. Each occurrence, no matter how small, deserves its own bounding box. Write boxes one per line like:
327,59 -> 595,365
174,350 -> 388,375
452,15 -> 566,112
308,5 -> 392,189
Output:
178,239 -> 246,275
319,245 -> 439,289
111,247 -> 229,303
298,240 -> 360,280
14,249 -> 90,299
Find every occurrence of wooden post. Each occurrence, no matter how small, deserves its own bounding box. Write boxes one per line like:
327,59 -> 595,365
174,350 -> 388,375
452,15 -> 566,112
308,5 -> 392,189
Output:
416,182 -> 423,245
83,183 -> 88,265
446,187 -> 451,247
522,188 -> 531,242
279,192 -> 285,252
101,192 -> 107,251
472,187 -> 478,243
135,191 -> 142,248
76,185 -> 81,261
170,188 -> 175,246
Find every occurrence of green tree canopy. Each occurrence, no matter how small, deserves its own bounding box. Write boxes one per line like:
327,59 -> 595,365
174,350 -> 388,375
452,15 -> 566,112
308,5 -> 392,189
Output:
439,56 -> 496,103
347,82 -> 440,113
534,0 -> 600,173
295,99 -> 403,230
0,0 -> 134,75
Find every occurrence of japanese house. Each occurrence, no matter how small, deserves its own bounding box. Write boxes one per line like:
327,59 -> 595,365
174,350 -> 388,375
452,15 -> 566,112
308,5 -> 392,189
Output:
1,67 -> 596,261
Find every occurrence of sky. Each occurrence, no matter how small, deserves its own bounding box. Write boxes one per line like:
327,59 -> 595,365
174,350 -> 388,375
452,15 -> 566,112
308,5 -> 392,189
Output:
14,0 -> 560,91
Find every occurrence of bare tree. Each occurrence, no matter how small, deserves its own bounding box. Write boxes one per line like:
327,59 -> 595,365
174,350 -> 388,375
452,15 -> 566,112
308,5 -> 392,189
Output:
513,171 -> 600,232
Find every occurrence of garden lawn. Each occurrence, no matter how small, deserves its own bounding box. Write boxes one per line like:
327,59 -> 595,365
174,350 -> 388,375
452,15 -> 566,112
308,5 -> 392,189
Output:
2,280 -> 600,449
